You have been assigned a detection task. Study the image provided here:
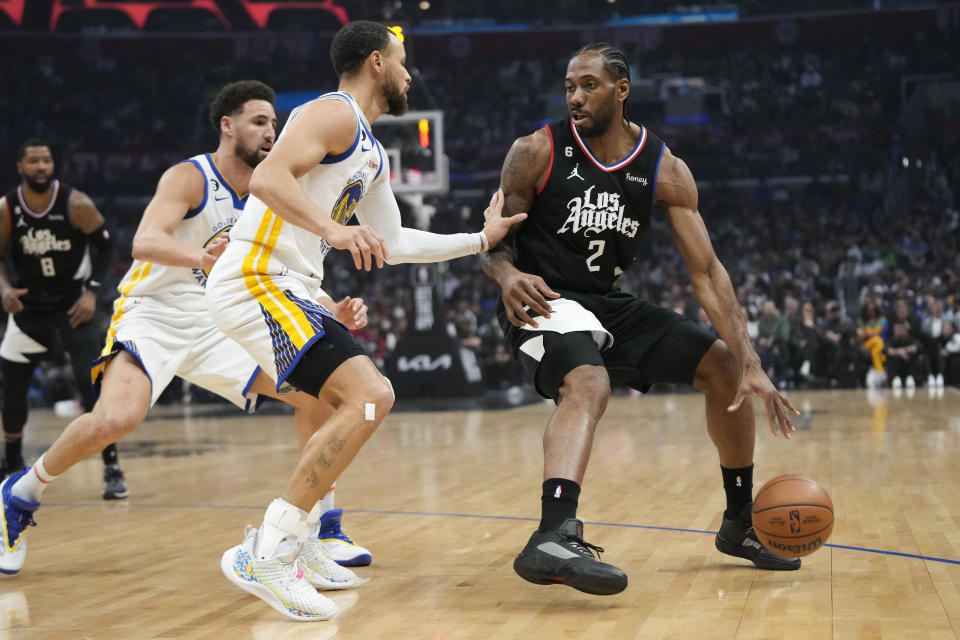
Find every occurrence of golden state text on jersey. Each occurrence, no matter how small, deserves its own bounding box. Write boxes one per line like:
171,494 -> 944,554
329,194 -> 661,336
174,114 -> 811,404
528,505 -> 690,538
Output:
317,168 -> 369,257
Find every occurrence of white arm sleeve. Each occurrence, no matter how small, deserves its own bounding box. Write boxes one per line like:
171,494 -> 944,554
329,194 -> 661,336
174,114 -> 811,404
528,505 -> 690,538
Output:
354,178 -> 484,265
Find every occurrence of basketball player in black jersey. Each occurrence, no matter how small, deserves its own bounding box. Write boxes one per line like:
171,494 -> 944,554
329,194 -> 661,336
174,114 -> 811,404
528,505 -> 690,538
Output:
481,44 -> 802,595
0,140 -> 127,499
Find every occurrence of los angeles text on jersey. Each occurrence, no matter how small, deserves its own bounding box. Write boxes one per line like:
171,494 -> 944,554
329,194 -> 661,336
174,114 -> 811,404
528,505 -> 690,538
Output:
19,228 -> 71,255
558,185 -> 642,238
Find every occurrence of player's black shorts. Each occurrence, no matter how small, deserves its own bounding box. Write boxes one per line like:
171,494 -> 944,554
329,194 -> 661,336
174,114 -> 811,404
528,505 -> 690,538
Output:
498,289 -> 718,400
285,314 -> 368,398
0,309 -> 102,365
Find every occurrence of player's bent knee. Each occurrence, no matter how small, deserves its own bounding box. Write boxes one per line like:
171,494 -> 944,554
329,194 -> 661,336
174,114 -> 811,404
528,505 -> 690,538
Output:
90,408 -> 139,446
558,365 -> 611,409
694,340 -> 739,395
362,375 -> 395,424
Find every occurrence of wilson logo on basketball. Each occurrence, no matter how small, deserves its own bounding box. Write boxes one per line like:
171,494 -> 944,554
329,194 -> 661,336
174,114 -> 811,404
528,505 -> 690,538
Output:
764,536 -> 823,555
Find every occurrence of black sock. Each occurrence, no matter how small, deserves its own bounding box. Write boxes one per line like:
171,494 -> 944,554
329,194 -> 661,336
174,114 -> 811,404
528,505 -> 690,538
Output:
721,464 -> 753,519
101,443 -> 118,466
4,436 -> 22,465
540,478 -> 581,532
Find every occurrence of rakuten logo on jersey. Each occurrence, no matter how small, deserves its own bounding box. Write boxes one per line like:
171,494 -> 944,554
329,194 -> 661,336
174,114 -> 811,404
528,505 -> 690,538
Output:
559,185 -> 641,238
19,228 -> 71,255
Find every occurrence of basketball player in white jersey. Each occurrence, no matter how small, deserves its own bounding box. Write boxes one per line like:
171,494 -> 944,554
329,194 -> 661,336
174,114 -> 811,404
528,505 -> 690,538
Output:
206,22 -> 525,621
0,82 -> 373,608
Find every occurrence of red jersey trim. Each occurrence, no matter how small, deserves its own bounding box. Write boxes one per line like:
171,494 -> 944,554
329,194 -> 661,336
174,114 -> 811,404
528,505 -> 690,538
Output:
569,120 -> 646,172
536,126 -> 554,195
17,180 -> 60,218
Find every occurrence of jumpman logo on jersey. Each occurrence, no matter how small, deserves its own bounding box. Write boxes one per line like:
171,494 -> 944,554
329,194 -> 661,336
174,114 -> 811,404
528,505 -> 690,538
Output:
360,129 -> 372,152
567,163 -> 584,181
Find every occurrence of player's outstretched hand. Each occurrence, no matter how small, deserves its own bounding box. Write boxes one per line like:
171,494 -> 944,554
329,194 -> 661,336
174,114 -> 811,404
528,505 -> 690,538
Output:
501,270 -> 561,329
334,296 -> 368,330
67,290 -> 96,328
0,287 -> 28,314
326,224 -> 387,271
200,234 -> 230,272
481,189 -> 527,250
727,363 -> 800,438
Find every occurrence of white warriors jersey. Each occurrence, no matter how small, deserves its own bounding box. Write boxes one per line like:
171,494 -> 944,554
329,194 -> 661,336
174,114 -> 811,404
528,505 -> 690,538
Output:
113,153 -> 245,310
229,91 -> 388,290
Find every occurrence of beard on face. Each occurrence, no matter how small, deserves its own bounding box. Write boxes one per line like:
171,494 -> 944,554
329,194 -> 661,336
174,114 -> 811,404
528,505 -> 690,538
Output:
382,68 -> 409,116
572,97 -> 618,138
23,173 -> 53,193
235,139 -> 264,169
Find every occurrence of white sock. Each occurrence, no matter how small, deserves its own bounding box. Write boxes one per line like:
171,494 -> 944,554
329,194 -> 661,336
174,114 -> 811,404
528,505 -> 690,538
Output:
12,453 -> 56,503
319,483 -> 336,514
256,498 -> 310,561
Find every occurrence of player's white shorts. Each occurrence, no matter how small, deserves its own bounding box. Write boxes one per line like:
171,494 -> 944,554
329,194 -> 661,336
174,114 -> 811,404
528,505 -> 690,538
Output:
92,296 -> 262,412
206,250 -> 336,393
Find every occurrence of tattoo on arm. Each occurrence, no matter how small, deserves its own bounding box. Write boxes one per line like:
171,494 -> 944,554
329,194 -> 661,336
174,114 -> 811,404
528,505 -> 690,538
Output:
504,142 -> 536,187
307,469 -> 320,488
328,436 -> 344,453
481,134 -> 544,277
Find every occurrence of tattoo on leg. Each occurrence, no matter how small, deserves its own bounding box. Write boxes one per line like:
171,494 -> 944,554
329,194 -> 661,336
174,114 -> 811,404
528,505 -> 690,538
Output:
316,452 -> 332,470
329,436 -> 344,453
307,469 -> 320,488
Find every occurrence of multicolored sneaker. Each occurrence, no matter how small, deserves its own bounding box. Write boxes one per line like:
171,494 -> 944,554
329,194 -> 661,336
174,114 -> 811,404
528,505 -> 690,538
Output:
298,536 -> 359,590
0,470 -> 39,575
318,509 -> 371,567
102,464 -> 129,500
220,526 -> 337,622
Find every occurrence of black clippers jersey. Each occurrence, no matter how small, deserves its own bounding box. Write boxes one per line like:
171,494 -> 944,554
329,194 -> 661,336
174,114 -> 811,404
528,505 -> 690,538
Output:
6,180 -> 88,311
515,119 -> 664,294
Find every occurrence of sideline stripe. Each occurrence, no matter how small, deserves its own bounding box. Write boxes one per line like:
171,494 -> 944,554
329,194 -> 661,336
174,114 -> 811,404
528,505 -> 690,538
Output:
41,503 -> 960,566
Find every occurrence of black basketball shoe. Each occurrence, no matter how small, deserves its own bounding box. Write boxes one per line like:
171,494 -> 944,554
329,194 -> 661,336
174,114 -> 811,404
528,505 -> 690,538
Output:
715,503 -> 801,571
0,457 -> 25,481
102,464 -> 129,500
513,518 -> 628,595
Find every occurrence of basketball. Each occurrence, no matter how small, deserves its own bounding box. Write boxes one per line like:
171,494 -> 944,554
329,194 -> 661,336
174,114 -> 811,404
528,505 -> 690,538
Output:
752,475 -> 834,558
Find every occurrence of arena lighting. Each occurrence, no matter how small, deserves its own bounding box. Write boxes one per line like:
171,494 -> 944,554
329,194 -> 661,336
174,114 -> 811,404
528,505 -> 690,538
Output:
418,118 -> 430,148
419,1 -> 430,10
47,0 -> 348,31
0,0 -> 26,25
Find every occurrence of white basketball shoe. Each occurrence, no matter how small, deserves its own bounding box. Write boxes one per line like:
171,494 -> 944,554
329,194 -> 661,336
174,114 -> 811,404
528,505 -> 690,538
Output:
298,535 -> 359,590
318,509 -> 372,567
220,526 -> 337,622
0,470 -> 39,575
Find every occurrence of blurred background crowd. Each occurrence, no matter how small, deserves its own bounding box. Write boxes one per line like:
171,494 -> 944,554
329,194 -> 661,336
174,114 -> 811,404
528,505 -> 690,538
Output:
1,0 -> 958,405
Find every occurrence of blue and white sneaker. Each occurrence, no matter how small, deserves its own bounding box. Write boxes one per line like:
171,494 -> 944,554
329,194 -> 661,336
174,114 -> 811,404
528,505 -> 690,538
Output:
318,509 -> 371,567
0,470 -> 39,575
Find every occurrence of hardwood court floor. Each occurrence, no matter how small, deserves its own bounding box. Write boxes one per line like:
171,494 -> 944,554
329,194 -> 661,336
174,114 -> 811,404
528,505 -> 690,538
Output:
1,387 -> 960,639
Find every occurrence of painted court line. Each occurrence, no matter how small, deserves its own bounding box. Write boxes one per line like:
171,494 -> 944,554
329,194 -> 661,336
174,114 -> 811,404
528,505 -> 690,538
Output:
45,502 -> 960,566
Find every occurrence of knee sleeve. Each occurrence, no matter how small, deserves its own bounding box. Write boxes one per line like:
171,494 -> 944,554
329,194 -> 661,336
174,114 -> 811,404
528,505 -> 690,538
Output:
516,331 -> 605,400
2,359 -> 35,435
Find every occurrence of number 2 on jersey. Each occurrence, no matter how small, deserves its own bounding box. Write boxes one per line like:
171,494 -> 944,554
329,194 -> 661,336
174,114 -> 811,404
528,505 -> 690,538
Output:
586,240 -> 605,272
40,256 -> 56,277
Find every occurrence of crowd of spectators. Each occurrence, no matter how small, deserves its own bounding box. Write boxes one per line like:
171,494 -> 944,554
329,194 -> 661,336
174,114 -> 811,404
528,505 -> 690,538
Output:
1,13 -> 958,405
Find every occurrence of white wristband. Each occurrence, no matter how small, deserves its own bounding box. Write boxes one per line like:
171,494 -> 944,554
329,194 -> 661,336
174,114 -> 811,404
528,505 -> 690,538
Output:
478,231 -> 489,252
